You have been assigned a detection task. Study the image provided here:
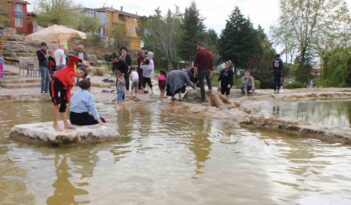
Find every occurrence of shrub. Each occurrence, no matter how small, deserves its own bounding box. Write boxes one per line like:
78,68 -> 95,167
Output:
285,81 -> 305,89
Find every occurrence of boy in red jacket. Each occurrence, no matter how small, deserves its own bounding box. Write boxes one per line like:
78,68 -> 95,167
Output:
50,55 -> 89,131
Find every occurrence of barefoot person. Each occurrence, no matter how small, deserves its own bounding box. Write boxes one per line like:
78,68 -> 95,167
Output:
166,70 -> 196,100
70,79 -> 105,126
49,55 -> 89,131
158,70 -> 167,101
218,60 -> 234,98
116,70 -> 126,110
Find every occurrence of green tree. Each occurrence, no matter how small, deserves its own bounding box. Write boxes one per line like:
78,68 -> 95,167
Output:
273,0 -> 351,84
204,29 -> 219,63
139,7 -> 182,70
218,7 -> 262,69
111,22 -> 128,50
77,15 -> 101,47
34,0 -> 81,27
178,1 -> 205,63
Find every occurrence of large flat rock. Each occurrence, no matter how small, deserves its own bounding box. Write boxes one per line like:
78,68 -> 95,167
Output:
10,121 -> 120,146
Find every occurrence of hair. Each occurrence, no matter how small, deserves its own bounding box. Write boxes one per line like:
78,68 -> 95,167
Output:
79,67 -> 89,78
40,42 -> 47,47
120,47 -> 128,52
130,66 -> 137,71
276,54 -> 280,58
143,59 -> 150,65
159,69 -> 167,77
78,79 -> 91,90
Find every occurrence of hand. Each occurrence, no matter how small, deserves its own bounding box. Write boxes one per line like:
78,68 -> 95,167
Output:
227,84 -> 231,89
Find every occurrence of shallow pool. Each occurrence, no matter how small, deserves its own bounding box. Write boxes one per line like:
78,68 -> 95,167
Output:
0,101 -> 351,205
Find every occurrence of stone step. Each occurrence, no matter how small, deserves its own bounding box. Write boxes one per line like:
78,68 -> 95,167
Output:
0,78 -> 41,84
0,82 -> 40,89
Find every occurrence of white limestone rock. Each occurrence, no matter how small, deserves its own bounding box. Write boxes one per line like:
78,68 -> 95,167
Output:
10,121 -> 120,146
292,195 -> 351,205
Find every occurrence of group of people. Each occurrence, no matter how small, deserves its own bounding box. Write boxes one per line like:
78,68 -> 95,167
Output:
35,40 -> 284,131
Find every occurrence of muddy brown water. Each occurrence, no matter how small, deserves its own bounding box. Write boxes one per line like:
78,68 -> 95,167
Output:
0,101 -> 351,205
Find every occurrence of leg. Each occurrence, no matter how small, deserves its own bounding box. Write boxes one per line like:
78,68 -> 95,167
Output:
125,73 -> 130,91
198,71 -> 206,102
53,105 -> 63,131
205,70 -> 212,92
44,68 -> 50,92
39,66 -> 45,93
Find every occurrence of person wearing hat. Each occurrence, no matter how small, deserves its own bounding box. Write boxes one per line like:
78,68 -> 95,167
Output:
36,42 -> 49,93
218,60 -> 234,98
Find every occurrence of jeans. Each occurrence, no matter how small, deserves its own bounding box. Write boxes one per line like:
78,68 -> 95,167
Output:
40,66 -> 50,93
273,73 -> 281,91
198,70 -> 212,102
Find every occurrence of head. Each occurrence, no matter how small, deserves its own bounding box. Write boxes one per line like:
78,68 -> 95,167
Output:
146,51 -> 154,59
225,60 -> 233,69
116,70 -> 122,77
76,67 -> 88,78
78,79 -> 91,90
77,45 -> 84,52
143,59 -> 150,65
244,70 -> 251,77
159,69 -> 167,77
120,47 -> 128,55
130,66 -> 136,71
197,42 -> 205,50
276,54 -> 280,59
58,44 -> 64,49
40,42 -> 47,50
48,49 -> 54,56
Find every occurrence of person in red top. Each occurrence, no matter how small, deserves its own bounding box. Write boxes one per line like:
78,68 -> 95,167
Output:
194,42 -> 214,102
50,55 -> 89,131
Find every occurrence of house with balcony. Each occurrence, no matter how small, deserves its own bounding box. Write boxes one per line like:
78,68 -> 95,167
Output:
0,0 -> 33,34
81,7 -> 141,50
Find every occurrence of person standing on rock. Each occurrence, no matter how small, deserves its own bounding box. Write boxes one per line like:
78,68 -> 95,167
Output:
36,42 -> 49,93
272,54 -> 284,94
194,42 -> 214,102
166,70 -> 196,100
218,60 -> 234,98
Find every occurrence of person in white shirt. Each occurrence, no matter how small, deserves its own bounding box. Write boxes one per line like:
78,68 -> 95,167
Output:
54,44 -> 66,71
141,59 -> 153,95
129,66 -> 139,96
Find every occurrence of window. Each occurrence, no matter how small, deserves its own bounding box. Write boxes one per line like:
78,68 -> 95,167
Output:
15,4 -> 22,12
15,18 -> 23,27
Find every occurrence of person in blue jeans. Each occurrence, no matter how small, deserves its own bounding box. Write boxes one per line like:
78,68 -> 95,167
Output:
116,70 -> 126,110
36,42 -> 50,93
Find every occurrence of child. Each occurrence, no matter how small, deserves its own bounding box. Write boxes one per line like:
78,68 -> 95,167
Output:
116,70 -> 126,109
158,70 -> 167,100
141,59 -> 153,95
129,66 -> 139,97
70,79 -> 105,125
218,60 -> 234,98
240,70 -> 255,95
50,55 -> 89,131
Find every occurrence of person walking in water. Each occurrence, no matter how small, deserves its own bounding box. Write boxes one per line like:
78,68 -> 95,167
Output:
194,42 -> 214,102
272,54 -> 284,94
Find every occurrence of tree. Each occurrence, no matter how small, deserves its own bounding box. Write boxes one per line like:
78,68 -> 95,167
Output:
204,29 -> 219,63
77,15 -> 101,47
218,7 -> 262,69
178,1 -> 205,63
139,7 -> 182,70
111,22 -> 128,50
34,0 -> 81,27
272,0 -> 351,84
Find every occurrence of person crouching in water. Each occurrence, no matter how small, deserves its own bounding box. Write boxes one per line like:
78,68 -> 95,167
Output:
158,70 -> 167,101
116,70 -> 126,110
218,60 -> 234,98
129,66 -> 139,97
50,55 -> 89,131
240,70 -> 255,95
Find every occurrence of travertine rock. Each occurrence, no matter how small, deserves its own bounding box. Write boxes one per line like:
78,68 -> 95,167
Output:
10,121 -> 120,146
292,195 -> 351,205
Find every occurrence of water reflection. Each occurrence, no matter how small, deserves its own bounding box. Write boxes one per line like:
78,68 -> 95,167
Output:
274,101 -> 351,127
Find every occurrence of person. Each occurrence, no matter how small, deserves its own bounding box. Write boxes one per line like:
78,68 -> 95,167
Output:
137,49 -> 145,91
218,60 -> 234,98
141,59 -> 153,95
49,55 -> 89,131
116,70 -> 126,109
240,70 -> 255,95
194,42 -> 214,102
112,53 -> 128,96
36,42 -> 49,93
146,51 -> 155,77
54,44 -> 66,71
48,50 -> 56,77
75,45 -> 88,61
272,54 -> 284,94
70,79 -> 105,126
158,70 -> 167,100
129,66 -> 139,97
166,70 -> 196,100
119,47 -> 132,91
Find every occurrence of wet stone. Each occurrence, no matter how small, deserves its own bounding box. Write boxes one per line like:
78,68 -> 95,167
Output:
10,122 -> 120,146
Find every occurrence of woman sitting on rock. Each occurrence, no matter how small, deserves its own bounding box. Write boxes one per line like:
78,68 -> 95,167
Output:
70,79 -> 106,126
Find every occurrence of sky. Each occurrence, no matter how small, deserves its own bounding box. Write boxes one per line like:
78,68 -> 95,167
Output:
28,0 -> 351,37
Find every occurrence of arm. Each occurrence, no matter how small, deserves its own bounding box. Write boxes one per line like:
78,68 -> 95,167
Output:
36,50 -> 46,63
184,74 -> 195,89
194,52 -> 199,67
87,94 -> 100,121
126,55 -> 132,67
229,70 -> 234,87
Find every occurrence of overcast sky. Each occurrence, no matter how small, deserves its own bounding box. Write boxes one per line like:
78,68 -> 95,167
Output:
28,0 -> 351,36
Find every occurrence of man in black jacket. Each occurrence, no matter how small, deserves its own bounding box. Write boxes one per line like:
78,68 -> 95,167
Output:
36,42 -> 49,93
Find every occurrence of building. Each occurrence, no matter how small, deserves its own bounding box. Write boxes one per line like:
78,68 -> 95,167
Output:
81,7 -> 141,50
0,0 -> 32,34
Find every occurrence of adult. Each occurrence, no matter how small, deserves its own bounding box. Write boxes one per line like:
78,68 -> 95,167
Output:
166,70 -> 196,100
240,70 -> 255,95
137,49 -> 145,90
218,60 -> 234,98
112,53 -> 129,97
194,42 -> 214,102
36,42 -> 49,93
119,47 -> 132,91
70,79 -> 105,126
272,54 -> 284,94
75,45 -> 88,83
54,44 -> 66,71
